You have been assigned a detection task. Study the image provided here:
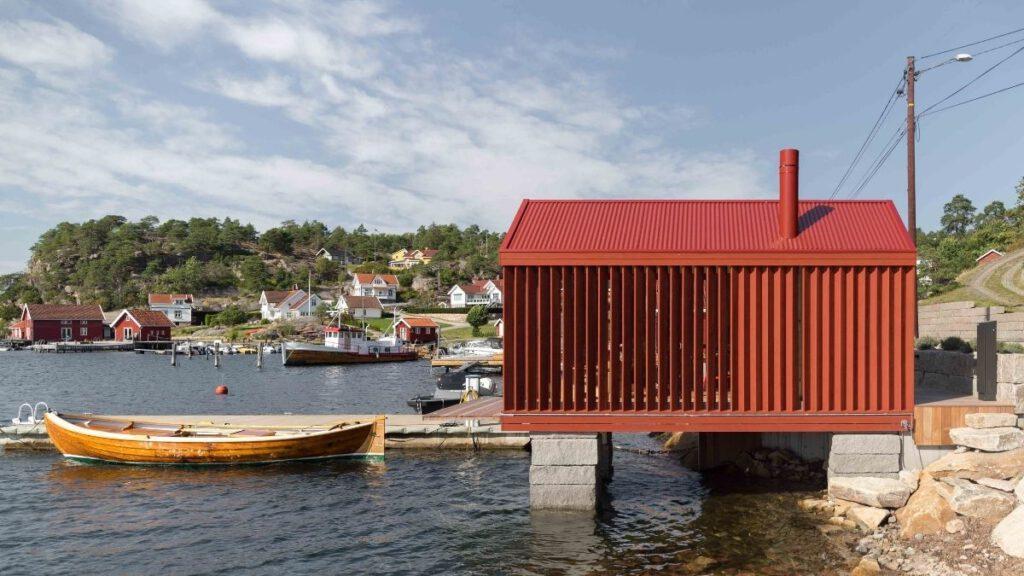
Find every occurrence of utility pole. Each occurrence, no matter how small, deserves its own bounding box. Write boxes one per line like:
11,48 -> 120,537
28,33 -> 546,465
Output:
906,55 -> 918,336
906,56 -> 916,245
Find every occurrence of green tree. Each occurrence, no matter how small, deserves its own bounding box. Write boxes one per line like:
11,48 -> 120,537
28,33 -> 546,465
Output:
239,256 -> 270,292
204,305 -> 250,327
940,194 -> 976,237
466,305 -> 489,336
259,228 -> 293,254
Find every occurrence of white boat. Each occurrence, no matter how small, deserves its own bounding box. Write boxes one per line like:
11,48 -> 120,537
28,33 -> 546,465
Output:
282,324 -> 417,366
449,338 -> 503,357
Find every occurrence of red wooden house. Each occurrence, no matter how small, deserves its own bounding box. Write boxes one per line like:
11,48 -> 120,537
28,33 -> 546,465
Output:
111,308 -> 174,341
396,316 -> 439,344
499,149 -> 917,433
9,304 -> 105,342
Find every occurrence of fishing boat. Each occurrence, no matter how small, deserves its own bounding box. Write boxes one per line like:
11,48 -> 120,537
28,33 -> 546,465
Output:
282,323 -> 418,366
44,412 -> 385,465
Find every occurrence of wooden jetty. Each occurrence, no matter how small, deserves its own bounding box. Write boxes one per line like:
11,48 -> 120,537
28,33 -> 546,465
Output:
2,413 -> 528,452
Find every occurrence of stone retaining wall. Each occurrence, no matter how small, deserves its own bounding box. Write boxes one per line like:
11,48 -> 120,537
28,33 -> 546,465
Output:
918,300 -> 1024,342
915,349 -> 975,395
997,354 -> 1024,415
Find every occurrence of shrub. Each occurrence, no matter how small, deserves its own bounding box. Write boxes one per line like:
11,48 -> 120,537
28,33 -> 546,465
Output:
466,304 -> 490,336
940,336 -> 973,354
997,341 -> 1024,354
278,322 -> 296,337
204,305 -> 250,327
915,336 -> 939,350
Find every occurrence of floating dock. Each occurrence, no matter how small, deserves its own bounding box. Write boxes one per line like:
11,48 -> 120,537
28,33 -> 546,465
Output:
0,412 -> 527,452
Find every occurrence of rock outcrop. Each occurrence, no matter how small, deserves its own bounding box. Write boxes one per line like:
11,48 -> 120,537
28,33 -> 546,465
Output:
939,477 -> 1017,520
948,427 -> 1024,452
896,473 -> 956,539
925,447 -> 1024,481
965,412 -> 1018,429
992,506 -> 1024,558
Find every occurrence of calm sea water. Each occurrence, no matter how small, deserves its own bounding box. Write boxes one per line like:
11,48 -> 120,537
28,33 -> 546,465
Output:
0,352 -> 848,575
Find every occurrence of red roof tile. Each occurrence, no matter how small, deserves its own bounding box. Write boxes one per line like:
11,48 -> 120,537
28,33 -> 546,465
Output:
400,316 -> 438,328
148,293 -> 194,305
341,295 -> 383,310
354,273 -> 399,285
24,304 -> 104,321
262,290 -> 292,304
500,199 -> 915,265
116,308 -> 175,327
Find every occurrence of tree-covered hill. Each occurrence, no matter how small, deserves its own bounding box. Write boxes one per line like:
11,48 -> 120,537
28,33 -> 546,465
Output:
0,216 -> 502,312
917,177 -> 1024,298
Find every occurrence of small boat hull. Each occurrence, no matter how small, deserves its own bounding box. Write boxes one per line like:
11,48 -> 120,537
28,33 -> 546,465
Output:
282,342 -> 418,366
45,413 -> 385,465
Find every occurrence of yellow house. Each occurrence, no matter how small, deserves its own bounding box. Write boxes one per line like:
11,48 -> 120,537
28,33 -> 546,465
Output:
388,248 -> 438,270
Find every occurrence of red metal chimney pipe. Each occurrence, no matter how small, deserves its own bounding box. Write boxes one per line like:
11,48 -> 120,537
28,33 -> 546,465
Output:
779,148 -> 799,239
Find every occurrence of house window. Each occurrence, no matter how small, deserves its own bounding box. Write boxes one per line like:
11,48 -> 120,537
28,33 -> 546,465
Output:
123,327 -> 134,340
61,320 -> 71,325
174,310 -> 182,319
80,326 -> 88,336
80,320 -> 88,325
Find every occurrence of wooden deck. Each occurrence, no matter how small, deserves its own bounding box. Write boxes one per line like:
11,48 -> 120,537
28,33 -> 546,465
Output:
913,392 -> 1016,446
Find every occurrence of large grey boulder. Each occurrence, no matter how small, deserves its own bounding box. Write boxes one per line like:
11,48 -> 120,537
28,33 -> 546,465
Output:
949,427 -> 1024,452
992,505 -> 1024,558
964,412 -> 1018,429
997,381 -> 1024,413
925,447 -> 1024,481
939,477 -> 1017,520
828,476 -> 912,509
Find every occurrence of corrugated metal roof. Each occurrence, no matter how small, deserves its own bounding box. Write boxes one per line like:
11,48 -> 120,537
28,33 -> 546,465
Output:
500,200 -> 915,263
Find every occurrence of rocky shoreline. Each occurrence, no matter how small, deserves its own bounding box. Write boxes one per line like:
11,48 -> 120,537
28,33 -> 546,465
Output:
807,412 -> 1024,575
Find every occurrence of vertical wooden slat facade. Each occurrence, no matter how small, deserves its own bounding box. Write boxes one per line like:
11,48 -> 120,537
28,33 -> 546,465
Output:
501,263 -> 916,432
498,189 -> 917,432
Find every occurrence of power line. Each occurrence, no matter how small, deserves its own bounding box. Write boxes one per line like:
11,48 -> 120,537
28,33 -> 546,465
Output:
920,25 -> 1024,59
920,79 -> 1024,117
919,44 -> 1024,115
829,75 -> 905,199
848,122 -> 907,199
917,36 -> 1024,73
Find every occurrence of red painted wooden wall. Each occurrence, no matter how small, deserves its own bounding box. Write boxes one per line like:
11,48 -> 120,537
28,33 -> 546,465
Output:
501,264 -> 915,432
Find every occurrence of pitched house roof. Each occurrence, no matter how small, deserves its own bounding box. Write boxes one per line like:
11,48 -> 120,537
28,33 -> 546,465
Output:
148,293 -> 194,305
419,248 -> 438,258
353,273 -> 400,285
113,308 -> 175,328
500,199 -> 916,266
340,295 -> 383,310
399,316 -> 438,328
976,248 -> 1004,262
262,290 -> 293,304
449,279 -> 501,295
24,304 -> 104,321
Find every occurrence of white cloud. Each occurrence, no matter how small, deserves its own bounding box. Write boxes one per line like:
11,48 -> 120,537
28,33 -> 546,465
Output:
0,0 -> 765,273
0,19 -> 111,75
91,0 -> 220,50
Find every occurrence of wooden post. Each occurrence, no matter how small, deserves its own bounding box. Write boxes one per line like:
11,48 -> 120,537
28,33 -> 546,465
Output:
256,341 -> 263,369
214,342 -> 221,368
187,340 -> 192,358
977,321 -> 997,401
171,342 -> 177,366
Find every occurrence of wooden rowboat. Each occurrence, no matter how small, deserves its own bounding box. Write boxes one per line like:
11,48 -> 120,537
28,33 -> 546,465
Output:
44,412 -> 385,465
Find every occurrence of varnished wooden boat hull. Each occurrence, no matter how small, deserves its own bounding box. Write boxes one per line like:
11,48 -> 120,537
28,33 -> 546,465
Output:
283,345 -> 419,366
45,413 -> 385,465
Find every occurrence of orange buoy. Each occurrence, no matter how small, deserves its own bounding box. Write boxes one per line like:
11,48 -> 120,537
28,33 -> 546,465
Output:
215,385 -> 229,395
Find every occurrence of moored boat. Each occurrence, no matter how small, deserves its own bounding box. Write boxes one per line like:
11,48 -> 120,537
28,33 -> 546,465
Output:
44,412 -> 385,465
282,324 -> 418,366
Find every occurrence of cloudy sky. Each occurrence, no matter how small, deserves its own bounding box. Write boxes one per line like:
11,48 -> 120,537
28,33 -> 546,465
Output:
1,1 -> 1024,273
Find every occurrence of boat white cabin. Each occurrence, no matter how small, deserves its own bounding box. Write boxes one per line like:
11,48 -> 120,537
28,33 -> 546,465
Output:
323,324 -> 408,355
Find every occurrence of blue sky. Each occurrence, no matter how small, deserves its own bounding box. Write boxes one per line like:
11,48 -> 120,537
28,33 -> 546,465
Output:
1,1 -> 1023,273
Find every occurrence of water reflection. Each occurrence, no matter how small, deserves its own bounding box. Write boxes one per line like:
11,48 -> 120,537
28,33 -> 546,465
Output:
527,510 -> 607,575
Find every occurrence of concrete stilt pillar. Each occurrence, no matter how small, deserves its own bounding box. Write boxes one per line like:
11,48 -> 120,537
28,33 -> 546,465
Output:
529,432 -> 612,511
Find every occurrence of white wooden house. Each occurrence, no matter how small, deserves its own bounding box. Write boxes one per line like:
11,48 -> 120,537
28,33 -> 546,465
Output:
259,288 -> 322,320
350,273 -> 399,302
315,248 -> 361,265
335,295 -> 384,319
148,293 -> 195,325
447,279 -> 503,308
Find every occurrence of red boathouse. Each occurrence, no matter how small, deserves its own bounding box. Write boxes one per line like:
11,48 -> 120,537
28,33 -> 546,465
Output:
111,308 -> 174,342
499,149 -> 917,433
10,304 -> 106,342
396,316 -> 439,344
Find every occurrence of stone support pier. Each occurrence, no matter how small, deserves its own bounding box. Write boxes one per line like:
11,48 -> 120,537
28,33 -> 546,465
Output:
828,433 -> 903,479
529,433 -> 612,511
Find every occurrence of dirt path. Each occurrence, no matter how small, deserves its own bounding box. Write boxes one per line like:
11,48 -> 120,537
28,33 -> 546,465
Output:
965,249 -> 1024,304
999,257 -> 1024,298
